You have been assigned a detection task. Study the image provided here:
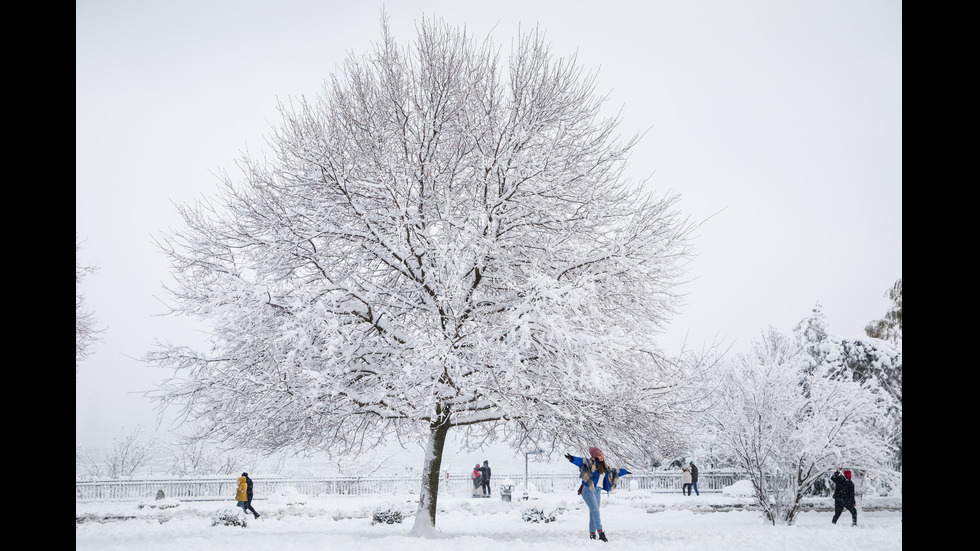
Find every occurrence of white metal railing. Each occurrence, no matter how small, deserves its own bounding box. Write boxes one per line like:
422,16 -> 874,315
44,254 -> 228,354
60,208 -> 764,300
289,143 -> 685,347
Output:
76,471 -> 745,502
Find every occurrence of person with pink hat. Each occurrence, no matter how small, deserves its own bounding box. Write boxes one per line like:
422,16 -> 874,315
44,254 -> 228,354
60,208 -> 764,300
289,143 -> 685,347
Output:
471,463 -> 485,497
564,446 -> 631,542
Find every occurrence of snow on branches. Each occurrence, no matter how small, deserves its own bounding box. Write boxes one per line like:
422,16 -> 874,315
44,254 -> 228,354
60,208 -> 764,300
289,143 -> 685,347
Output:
146,15 -> 703,530
706,308 -> 900,525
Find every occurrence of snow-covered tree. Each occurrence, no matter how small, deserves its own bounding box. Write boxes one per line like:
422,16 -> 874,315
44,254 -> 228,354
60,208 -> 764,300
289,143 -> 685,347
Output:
76,235 -> 103,375
707,325 -> 893,525
147,16 -> 702,532
75,445 -> 103,478
795,305 -> 902,469
161,436 -> 245,477
103,426 -> 156,478
861,278 -> 903,466
865,278 -> 902,346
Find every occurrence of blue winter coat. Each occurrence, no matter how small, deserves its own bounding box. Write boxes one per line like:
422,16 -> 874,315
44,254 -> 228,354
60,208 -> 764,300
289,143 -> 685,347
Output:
568,455 -> 629,492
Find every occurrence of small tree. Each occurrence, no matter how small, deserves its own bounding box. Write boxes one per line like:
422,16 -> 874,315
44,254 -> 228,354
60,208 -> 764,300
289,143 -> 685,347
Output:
76,444 -> 103,478
148,15 -> 703,533
76,235 -> 104,375
165,436 -> 211,476
708,326 -> 892,525
164,435 -> 239,476
104,426 -> 156,478
215,454 -> 242,476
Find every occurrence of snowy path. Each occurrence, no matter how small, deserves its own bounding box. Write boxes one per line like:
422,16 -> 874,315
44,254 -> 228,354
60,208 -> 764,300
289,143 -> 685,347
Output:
77,491 -> 901,551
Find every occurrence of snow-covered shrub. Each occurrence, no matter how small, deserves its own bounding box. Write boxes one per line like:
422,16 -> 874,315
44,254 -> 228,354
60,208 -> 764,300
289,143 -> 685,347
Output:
138,498 -> 181,510
276,485 -> 308,506
371,505 -> 404,525
521,505 -> 563,523
212,506 -> 248,527
722,480 -> 754,497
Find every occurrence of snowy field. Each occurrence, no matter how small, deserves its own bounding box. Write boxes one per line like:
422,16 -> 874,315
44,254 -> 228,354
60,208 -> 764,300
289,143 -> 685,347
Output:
76,485 -> 902,551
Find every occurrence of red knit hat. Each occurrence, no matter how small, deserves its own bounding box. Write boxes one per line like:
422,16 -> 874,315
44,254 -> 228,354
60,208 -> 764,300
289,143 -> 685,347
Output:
588,447 -> 603,459
843,470 -> 852,480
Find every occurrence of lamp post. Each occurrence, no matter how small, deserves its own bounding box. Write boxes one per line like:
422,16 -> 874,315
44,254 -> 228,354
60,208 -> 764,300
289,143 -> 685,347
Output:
524,448 -> 544,500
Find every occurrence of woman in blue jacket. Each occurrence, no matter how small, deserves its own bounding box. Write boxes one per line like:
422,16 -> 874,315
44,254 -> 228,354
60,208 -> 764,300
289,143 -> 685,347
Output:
564,447 -> 630,542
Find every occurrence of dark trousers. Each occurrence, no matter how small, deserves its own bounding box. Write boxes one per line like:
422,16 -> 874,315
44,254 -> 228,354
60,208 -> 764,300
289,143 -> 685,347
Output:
482,481 -> 491,496
239,498 -> 259,517
832,501 -> 857,524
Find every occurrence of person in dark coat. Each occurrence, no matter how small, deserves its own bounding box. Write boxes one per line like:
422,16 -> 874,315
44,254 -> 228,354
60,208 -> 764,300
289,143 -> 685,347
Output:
236,472 -> 261,519
831,468 -> 857,526
689,461 -> 700,496
480,460 -> 492,497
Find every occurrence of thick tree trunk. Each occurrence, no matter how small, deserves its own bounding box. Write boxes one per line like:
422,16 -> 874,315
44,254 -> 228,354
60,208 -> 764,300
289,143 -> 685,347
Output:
409,418 -> 451,535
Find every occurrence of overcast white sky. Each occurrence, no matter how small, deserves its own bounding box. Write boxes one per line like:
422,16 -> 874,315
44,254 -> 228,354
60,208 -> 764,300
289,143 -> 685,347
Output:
76,0 -> 902,450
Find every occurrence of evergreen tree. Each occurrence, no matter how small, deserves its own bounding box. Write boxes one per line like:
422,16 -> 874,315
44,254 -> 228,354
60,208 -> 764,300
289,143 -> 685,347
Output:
862,277 -> 902,465
865,278 -> 902,346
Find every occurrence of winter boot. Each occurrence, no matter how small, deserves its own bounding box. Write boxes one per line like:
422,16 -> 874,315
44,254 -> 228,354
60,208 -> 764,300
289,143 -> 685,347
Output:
598,531 -> 609,542
590,532 -> 596,540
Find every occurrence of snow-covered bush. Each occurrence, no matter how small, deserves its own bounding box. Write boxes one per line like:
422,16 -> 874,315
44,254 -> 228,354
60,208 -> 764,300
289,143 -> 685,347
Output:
138,497 -> 181,510
521,505 -> 564,523
212,506 -> 248,527
371,505 -> 404,525
276,485 -> 308,506
722,480 -> 754,497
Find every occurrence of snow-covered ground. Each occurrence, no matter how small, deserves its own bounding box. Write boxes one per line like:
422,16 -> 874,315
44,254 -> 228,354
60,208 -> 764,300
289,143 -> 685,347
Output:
76,482 -> 901,550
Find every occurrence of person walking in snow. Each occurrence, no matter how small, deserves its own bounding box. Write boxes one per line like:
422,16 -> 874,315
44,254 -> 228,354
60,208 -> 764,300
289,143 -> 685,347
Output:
689,461 -> 700,496
480,460 -> 492,497
236,472 -> 260,519
564,446 -> 631,542
682,466 -> 693,495
471,464 -> 485,497
831,468 -> 857,526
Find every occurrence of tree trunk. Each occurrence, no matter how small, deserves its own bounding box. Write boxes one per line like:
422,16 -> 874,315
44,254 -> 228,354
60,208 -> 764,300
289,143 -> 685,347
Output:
409,417 -> 451,535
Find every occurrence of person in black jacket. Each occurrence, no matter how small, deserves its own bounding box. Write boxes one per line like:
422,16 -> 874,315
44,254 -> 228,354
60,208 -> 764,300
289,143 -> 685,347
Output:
831,468 -> 857,526
689,461 -> 700,496
480,460 -> 492,497
239,472 -> 261,519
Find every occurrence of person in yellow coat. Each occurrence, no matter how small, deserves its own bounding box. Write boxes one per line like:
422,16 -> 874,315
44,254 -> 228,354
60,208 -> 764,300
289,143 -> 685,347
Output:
236,472 -> 260,518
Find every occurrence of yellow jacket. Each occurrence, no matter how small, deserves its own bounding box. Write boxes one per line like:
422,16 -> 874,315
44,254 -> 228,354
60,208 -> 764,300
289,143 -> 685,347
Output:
235,476 -> 248,501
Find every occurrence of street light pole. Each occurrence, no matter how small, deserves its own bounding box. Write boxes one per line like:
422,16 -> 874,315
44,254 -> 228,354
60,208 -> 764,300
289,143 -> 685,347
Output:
524,448 -> 544,500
